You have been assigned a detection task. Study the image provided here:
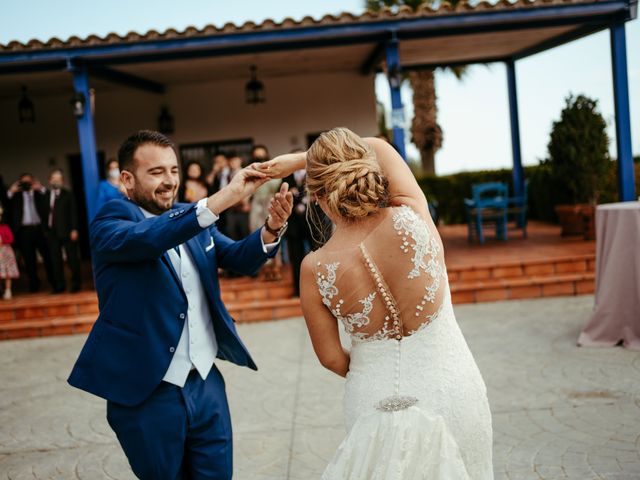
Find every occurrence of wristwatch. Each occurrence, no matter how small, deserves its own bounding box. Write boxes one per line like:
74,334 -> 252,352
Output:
264,216 -> 288,239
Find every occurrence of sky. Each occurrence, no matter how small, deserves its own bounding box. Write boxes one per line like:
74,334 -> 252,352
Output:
1,0 -> 638,175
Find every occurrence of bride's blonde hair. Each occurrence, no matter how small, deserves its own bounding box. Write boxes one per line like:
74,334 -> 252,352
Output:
306,127 -> 389,225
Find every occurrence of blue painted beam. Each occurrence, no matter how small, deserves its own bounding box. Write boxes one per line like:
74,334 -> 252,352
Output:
610,22 -> 636,201
0,0 -> 632,71
506,60 -> 524,199
385,36 -> 407,161
71,66 -> 101,221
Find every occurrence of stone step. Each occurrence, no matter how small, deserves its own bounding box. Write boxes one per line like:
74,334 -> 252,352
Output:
0,282 -> 295,323
0,298 -> 303,340
446,254 -> 595,283
227,298 -> 302,323
450,272 -> 595,304
0,314 -> 95,340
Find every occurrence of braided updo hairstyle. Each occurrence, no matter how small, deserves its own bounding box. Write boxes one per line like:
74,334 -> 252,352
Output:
306,127 -> 389,222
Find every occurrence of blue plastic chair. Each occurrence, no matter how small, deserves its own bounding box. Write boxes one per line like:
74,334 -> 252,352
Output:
464,182 -> 508,244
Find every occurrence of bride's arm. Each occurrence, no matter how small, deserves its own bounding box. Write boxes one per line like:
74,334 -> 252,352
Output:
363,137 -> 431,221
299,255 -> 350,378
254,151 -> 306,179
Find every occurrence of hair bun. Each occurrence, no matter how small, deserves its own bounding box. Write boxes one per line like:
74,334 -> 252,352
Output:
306,127 -> 389,220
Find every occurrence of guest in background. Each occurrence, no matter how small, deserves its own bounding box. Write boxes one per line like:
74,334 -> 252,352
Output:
0,205 -> 19,300
282,160 -> 315,297
43,169 -> 81,293
225,154 -> 251,241
179,161 -> 209,203
0,175 -> 8,210
6,173 -> 54,293
207,153 -> 231,235
206,153 -> 230,195
249,145 -> 283,280
97,159 -> 126,209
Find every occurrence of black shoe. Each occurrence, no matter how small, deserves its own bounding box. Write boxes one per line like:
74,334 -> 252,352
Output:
51,288 -> 65,295
69,286 -> 81,293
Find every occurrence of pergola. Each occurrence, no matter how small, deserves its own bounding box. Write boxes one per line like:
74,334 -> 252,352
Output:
0,0 -> 636,221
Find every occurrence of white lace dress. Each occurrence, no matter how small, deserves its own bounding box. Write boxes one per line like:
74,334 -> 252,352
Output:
312,205 -> 493,480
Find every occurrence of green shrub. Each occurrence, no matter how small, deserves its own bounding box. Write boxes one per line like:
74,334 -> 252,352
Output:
547,94 -> 610,205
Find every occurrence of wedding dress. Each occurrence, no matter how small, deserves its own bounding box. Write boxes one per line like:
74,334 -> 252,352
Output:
311,205 -> 493,479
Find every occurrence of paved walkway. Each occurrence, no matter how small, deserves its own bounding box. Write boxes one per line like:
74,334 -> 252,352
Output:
0,295 -> 638,479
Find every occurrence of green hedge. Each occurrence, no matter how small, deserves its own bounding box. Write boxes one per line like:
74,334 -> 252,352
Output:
416,160 -> 638,225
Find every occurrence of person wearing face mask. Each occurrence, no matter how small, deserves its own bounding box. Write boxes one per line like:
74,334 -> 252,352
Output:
43,169 -> 81,293
97,159 -> 126,209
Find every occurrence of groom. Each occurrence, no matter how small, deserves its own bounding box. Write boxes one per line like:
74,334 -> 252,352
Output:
68,130 -> 293,479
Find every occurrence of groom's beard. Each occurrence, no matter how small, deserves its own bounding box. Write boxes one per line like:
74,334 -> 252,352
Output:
131,183 -> 178,215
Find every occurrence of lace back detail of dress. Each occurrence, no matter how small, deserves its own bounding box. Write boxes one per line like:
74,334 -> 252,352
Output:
314,205 -> 447,344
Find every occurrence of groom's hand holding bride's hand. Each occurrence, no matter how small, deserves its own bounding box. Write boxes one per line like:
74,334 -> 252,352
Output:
253,151 -> 307,179
206,163 -> 269,216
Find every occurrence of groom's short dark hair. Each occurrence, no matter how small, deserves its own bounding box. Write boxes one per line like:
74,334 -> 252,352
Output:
118,130 -> 176,172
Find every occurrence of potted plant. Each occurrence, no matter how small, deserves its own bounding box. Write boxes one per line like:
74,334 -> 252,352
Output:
547,94 -> 610,239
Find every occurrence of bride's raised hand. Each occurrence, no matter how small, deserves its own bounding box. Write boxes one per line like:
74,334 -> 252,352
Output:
253,151 -> 307,179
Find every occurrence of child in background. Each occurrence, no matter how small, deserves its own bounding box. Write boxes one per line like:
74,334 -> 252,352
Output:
0,206 -> 19,300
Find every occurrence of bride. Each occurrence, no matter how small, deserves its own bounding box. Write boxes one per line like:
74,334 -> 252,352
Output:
260,128 -> 493,479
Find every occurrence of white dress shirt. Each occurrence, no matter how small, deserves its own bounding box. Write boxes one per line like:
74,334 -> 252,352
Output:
7,188 -> 44,226
48,189 -> 60,228
22,191 -> 42,226
140,198 -> 279,387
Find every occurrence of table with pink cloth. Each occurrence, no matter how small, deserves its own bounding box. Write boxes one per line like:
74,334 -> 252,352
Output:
578,201 -> 640,350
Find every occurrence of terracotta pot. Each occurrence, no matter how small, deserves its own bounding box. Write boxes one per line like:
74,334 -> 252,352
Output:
555,204 -> 591,236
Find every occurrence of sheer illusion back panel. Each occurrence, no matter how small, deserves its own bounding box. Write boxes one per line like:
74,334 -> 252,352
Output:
314,205 -> 447,342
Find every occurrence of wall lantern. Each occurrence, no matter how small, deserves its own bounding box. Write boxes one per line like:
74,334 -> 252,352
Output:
158,105 -> 175,134
245,65 -> 265,105
18,85 -> 35,123
70,91 -> 86,118
387,64 -> 403,89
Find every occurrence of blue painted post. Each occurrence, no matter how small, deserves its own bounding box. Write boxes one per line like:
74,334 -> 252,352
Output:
385,36 -> 407,161
610,23 -> 636,202
71,66 -> 100,221
506,60 -> 524,199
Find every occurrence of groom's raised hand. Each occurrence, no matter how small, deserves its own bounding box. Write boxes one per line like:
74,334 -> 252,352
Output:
267,182 -> 294,231
261,182 -> 293,244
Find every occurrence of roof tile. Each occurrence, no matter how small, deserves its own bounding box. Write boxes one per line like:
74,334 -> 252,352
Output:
0,0 -> 599,52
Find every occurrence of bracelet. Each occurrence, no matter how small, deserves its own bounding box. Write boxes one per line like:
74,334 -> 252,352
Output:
264,216 -> 287,237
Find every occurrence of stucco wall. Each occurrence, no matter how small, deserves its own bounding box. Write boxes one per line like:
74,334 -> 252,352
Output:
0,71 -> 377,187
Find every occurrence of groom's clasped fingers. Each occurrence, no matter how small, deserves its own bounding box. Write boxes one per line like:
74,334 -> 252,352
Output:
245,162 -> 269,179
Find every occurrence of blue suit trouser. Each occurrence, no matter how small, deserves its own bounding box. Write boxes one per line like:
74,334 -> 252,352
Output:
106,365 -> 232,480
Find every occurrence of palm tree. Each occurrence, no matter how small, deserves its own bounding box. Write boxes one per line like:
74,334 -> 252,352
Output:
366,0 -> 467,175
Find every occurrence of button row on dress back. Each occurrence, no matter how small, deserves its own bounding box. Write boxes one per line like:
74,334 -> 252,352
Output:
359,243 -> 402,341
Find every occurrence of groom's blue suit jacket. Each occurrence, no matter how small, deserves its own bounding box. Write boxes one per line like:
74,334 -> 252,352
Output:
68,198 -> 276,407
